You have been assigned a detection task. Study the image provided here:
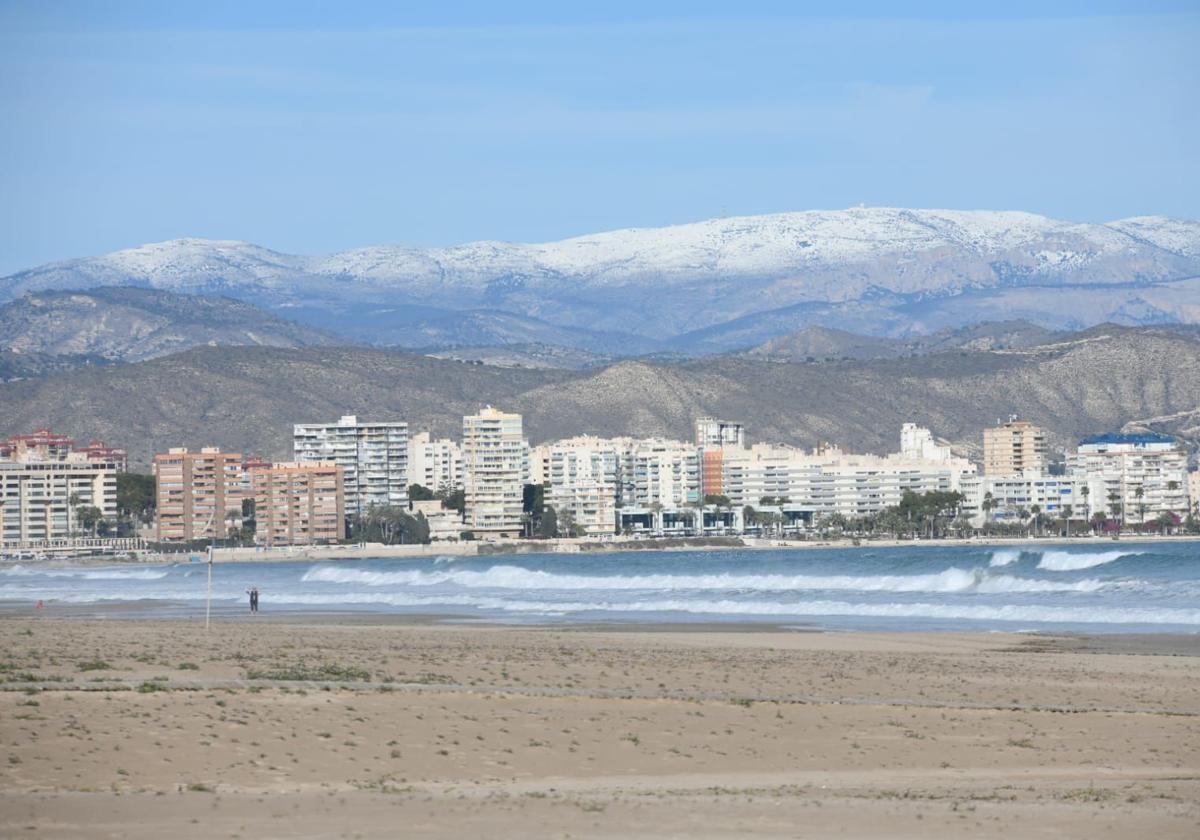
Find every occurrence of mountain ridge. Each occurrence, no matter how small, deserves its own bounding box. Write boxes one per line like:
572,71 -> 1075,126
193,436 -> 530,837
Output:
2,325 -> 1198,470
4,208 -> 1200,351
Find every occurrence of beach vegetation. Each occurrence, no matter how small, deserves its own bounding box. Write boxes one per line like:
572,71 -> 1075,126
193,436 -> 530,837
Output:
245,662 -> 371,682
77,659 -> 112,671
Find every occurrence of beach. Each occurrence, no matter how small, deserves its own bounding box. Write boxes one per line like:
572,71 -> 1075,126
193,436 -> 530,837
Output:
1,614 -> 1197,838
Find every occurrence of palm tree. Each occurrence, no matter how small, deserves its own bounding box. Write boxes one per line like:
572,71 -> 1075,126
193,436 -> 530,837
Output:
1062,504 -> 1074,538
981,492 -> 996,534
1030,504 -> 1042,537
1107,492 -> 1123,530
67,492 -> 81,538
1134,486 -> 1147,529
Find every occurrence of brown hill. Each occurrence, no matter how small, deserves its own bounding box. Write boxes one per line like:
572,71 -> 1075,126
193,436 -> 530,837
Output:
1,329 -> 1198,468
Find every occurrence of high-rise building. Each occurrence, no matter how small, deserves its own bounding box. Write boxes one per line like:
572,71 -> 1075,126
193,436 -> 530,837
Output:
982,418 -> 1047,475
152,447 -> 244,542
249,462 -> 345,546
293,415 -> 408,516
407,432 -> 463,494
0,447 -> 120,547
529,437 -> 620,535
461,407 -> 528,537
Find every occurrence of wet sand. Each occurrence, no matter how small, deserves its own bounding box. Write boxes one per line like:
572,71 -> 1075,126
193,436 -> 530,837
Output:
1,617 -> 1197,838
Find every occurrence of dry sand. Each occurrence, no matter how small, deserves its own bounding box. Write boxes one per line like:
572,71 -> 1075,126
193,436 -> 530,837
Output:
1,615 -> 1197,838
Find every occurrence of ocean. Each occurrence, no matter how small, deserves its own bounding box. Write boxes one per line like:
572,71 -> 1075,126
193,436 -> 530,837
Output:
4,541 -> 1199,633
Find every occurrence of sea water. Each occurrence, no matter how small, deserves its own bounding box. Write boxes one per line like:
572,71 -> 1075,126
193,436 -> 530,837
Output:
3,542 -> 1199,633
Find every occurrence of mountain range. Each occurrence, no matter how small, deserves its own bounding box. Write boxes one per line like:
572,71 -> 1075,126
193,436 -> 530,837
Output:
4,208 -> 1199,353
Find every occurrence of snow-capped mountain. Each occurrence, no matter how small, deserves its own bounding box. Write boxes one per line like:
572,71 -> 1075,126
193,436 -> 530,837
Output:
4,208 -> 1199,351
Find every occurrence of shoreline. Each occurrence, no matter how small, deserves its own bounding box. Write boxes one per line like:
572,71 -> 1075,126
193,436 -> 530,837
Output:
7,532 -> 1199,567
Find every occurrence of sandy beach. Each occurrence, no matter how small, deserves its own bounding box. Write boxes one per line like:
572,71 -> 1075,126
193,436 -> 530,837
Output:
0,614 -> 1197,838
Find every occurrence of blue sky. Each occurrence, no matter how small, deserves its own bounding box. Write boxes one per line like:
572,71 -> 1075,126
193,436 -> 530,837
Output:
1,1 -> 1197,274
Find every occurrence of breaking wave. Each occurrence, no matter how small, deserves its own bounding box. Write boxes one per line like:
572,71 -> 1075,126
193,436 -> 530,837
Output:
301,564 -> 1108,595
1036,550 -> 1142,572
0,564 -> 168,581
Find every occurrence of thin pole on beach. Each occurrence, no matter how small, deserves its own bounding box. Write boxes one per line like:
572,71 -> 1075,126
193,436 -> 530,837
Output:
205,543 -> 213,631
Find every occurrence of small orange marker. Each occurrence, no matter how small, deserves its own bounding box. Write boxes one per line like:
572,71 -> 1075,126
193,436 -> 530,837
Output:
35,600 -> 44,609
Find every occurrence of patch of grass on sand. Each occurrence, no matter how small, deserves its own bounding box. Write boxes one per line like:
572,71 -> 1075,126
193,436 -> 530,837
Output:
77,660 -> 112,672
1059,787 -> 1116,803
244,663 -> 371,682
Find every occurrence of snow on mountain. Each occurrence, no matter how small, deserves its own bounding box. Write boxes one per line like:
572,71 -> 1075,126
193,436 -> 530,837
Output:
3,208 -> 1199,347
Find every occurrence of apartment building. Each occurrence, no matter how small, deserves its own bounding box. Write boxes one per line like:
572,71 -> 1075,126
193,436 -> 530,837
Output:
529,437 -> 621,535
716,424 -> 976,521
293,415 -> 408,516
618,438 -> 701,510
900,423 -> 954,462
407,432 -> 463,494
248,462 -> 345,546
0,428 -> 127,470
1189,470 -> 1200,517
1067,433 -> 1189,524
462,407 -> 529,537
0,450 -> 120,547
153,447 -> 244,542
958,473 -> 1082,527
983,418 -> 1047,475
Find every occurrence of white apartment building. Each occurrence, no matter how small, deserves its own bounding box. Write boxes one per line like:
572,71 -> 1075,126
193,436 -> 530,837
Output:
721,427 -> 976,523
462,407 -> 529,537
407,432 -> 463,494
293,415 -> 408,516
900,423 -> 954,462
1067,433 -> 1189,524
695,417 -> 745,449
618,438 -> 701,510
530,437 -> 621,535
1,451 -> 119,547
1189,470 -> 1200,517
958,473 -> 1083,527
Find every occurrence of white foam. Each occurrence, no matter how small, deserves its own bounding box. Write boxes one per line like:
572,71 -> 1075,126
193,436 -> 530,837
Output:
300,564 -> 1105,594
1036,550 -> 1142,572
0,564 -> 168,580
162,589 -> 1200,626
988,549 -> 1022,567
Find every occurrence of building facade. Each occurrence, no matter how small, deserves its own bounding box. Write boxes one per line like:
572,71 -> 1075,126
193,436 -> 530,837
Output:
249,462 -> 345,546
1,452 -> 120,547
1068,433 -> 1189,524
958,473 -> 1082,527
407,432 -> 463,494
293,415 -> 408,516
153,447 -> 244,543
530,437 -> 621,536
461,407 -> 529,537
983,418 -> 1047,475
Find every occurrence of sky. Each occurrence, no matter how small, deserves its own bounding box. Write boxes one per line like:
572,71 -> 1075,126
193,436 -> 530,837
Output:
0,1 -> 1197,274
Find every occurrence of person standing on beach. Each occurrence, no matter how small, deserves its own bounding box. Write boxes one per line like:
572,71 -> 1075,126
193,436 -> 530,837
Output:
246,586 -> 259,613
